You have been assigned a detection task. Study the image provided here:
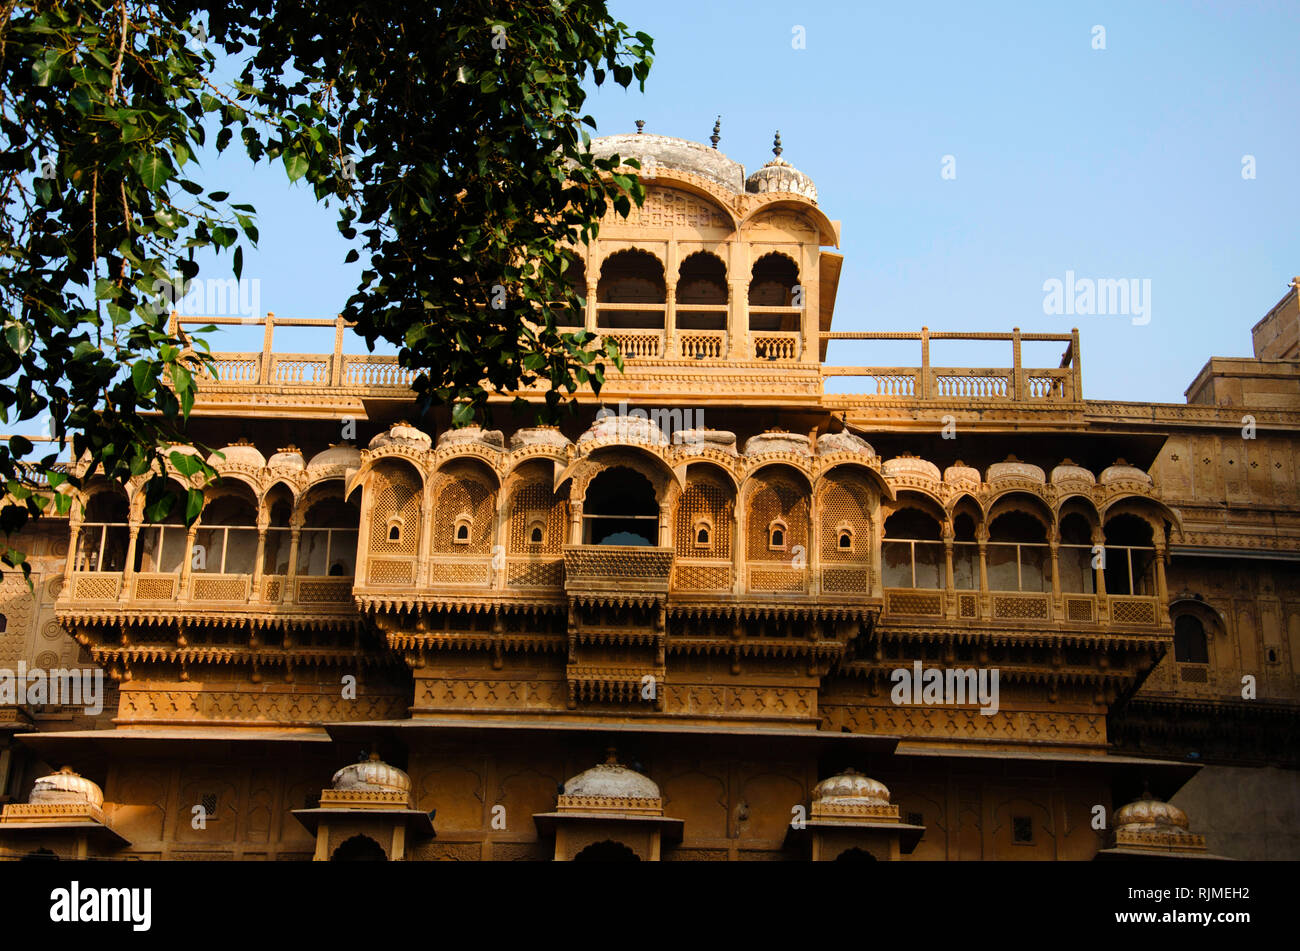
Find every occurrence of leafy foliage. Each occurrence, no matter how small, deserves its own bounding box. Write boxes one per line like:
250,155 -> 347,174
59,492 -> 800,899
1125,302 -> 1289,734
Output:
0,0 -> 653,573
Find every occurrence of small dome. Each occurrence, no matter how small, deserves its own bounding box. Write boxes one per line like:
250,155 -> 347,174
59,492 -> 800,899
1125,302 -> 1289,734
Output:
674,429 -> 738,452
368,421 -> 432,451
267,446 -> 306,470
562,751 -> 660,801
1114,794 -> 1191,832
307,444 -> 362,470
436,426 -> 504,451
986,455 -> 1045,483
209,440 -> 266,469
1050,459 -> 1095,486
331,752 -> 411,794
745,133 -> 817,202
816,432 -> 876,458
943,461 -> 981,487
589,132 -> 746,194
1100,459 -> 1153,486
743,430 -> 811,456
30,767 -> 103,809
510,426 -> 573,452
882,455 -> 941,481
813,769 -> 891,806
580,411 -> 668,445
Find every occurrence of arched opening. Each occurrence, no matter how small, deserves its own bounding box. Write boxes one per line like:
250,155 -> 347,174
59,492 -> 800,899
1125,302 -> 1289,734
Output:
388,523 -> 401,541
529,524 -> 545,545
987,510 -> 1049,592
1174,614 -> 1209,664
676,251 -> 728,333
260,486 -> 294,576
298,494 -> 360,576
133,481 -> 190,575
20,848 -> 59,862
768,520 -> 787,551
1058,512 -> 1097,594
834,847 -> 876,862
746,473 -> 809,566
882,508 -> 943,589
597,250 -> 666,330
75,490 -> 130,572
838,527 -> 853,550
1103,514 -> 1156,596
193,491 -> 259,574
454,520 -> 471,544
573,839 -> 641,862
583,467 -> 659,546
695,524 -> 711,548
748,253 -> 801,333
330,834 -> 388,862
952,510 -> 979,590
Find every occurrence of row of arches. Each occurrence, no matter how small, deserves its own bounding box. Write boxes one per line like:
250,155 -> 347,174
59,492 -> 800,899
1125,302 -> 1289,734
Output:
72,478 -> 359,580
585,248 -> 800,333
880,490 -> 1167,596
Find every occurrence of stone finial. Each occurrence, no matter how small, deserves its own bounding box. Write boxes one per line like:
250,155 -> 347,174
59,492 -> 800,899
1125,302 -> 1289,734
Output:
773,131 -> 782,158
711,116 -> 721,149
635,119 -> 645,134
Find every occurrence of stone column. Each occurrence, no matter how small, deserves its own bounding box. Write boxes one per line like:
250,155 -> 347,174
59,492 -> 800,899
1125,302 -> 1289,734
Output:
120,522 -> 141,603
942,523 -> 955,618
664,282 -> 677,358
976,525 -> 990,619
727,278 -> 748,360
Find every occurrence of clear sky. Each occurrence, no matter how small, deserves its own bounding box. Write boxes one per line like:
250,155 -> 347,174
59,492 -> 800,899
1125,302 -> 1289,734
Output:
179,0 -> 1300,405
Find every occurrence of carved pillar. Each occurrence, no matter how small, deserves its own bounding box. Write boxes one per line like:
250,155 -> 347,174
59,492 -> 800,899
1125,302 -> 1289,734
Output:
251,509 -> 270,603
286,526 -> 303,603
807,494 -> 820,597
570,500 -> 583,546
1154,541 -> 1169,608
664,282 -> 677,358
120,521 -> 141,602
733,496 -> 747,596
976,525 -> 989,618
1048,537 -> 1061,621
658,502 -> 671,548
1092,527 -> 1108,621
942,523 -> 955,618
728,278 -> 747,360
179,525 -> 199,597
64,515 -> 83,586
417,481 -> 435,587
585,281 -> 599,335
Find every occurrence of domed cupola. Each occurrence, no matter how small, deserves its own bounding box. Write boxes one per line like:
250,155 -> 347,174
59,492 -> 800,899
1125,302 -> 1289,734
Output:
1097,786 -> 1221,859
810,768 -> 896,819
745,132 -> 818,203
30,766 -> 105,809
330,751 -> 411,795
559,749 -> 662,813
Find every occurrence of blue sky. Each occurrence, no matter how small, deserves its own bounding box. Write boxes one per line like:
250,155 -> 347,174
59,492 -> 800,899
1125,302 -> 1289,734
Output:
182,0 -> 1300,404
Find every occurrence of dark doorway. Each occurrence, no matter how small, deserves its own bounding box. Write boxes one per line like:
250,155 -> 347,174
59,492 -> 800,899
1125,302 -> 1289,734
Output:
330,834 -> 388,861
573,840 -> 641,862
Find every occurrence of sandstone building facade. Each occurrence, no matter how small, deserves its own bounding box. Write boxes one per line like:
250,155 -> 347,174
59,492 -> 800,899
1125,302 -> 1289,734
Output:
0,133 -> 1296,861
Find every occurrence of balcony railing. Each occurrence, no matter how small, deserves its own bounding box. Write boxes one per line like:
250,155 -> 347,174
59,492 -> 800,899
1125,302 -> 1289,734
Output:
678,330 -> 726,360
882,588 -> 1165,627
62,570 -> 355,609
563,545 -> 673,594
753,331 -> 801,361
822,328 -> 1081,404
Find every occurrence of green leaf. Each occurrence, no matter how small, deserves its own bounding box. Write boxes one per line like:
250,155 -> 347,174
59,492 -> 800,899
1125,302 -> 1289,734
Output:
130,151 -> 171,191
283,152 -> 309,182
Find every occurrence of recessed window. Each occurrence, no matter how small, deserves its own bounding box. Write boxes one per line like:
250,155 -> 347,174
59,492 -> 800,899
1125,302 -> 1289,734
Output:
529,525 -> 544,545
838,528 -> 853,550
1012,815 -> 1034,844
388,524 -> 401,542
1173,615 -> 1209,664
454,517 -> 472,545
694,519 -> 712,549
768,521 -> 786,551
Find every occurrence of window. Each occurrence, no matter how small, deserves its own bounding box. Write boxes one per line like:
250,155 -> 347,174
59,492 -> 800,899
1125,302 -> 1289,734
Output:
388,523 -> 401,542
529,524 -> 545,545
192,495 -> 258,574
1057,512 -> 1097,594
1103,515 -> 1156,596
1173,615 -> 1209,664
75,492 -> 131,572
952,512 -> 979,590
297,497 -> 360,576
837,527 -> 853,550
882,508 -> 943,589
987,511 -> 1050,593
454,517 -> 471,544
1012,815 -> 1034,844
582,467 -> 658,546
695,522 -> 711,548
768,520 -> 786,551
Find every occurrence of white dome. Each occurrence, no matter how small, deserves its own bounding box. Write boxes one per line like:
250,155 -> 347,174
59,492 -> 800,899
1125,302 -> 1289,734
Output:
1050,460 -> 1095,486
943,461 -> 981,487
510,426 -> 573,452
367,422 -> 432,451
817,432 -> 875,458
986,457 -> 1045,483
812,769 -> 891,806
563,754 -> 660,801
580,411 -> 668,445
308,444 -> 362,469
331,752 -> 411,794
209,441 -> 266,468
267,446 -> 306,470
882,456 -> 941,481
745,133 -> 817,202
30,767 -> 103,809
743,431 -> 811,456
1101,460 -> 1152,486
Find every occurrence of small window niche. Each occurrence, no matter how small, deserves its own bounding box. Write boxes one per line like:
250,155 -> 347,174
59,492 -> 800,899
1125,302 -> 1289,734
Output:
694,519 -> 712,550
837,525 -> 854,551
768,520 -> 787,552
453,515 -> 472,545
528,520 -> 546,546
386,519 -> 402,542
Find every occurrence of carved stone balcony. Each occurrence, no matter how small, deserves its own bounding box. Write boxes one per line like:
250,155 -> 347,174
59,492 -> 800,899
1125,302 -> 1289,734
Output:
563,546 -> 674,598
881,587 -> 1169,631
